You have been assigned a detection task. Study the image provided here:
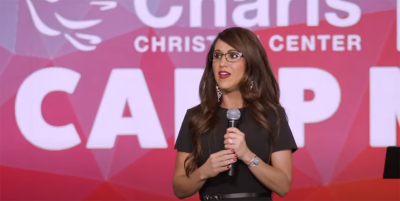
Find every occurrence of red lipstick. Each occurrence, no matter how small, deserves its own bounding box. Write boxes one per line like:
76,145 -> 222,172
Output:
219,71 -> 231,79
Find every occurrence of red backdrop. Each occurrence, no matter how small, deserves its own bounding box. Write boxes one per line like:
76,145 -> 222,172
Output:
1,0 -> 399,200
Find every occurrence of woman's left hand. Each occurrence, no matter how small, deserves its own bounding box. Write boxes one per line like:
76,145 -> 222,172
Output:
224,127 -> 250,160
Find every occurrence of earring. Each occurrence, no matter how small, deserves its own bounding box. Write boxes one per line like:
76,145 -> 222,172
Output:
216,85 -> 222,102
250,81 -> 254,90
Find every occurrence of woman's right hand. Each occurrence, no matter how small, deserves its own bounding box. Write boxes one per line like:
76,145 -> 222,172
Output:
199,149 -> 237,179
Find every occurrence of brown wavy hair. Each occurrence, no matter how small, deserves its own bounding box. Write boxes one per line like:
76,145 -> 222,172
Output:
184,27 -> 282,177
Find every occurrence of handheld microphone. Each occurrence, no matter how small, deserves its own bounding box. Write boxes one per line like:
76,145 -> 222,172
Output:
226,108 -> 241,177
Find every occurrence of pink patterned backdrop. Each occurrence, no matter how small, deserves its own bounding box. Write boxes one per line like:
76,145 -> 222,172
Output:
1,0 -> 399,200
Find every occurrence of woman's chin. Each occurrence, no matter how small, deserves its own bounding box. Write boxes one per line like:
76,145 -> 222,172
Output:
221,86 -> 240,93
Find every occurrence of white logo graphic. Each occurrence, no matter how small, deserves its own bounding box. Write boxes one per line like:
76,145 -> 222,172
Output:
26,0 -> 117,51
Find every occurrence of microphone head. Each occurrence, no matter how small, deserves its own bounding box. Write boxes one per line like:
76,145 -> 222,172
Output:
227,108 -> 241,120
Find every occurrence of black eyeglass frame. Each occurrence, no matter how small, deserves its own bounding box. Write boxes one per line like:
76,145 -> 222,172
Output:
209,51 -> 244,62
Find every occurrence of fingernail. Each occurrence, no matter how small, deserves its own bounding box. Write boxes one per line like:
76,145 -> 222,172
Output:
235,154 -> 238,157
233,158 -> 237,161
231,149 -> 234,152
227,165 -> 230,169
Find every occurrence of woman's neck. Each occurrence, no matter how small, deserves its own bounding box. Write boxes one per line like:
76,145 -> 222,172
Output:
220,90 -> 243,109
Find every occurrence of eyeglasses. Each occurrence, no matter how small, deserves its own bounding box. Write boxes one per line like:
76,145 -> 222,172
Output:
209,51 -> 244,62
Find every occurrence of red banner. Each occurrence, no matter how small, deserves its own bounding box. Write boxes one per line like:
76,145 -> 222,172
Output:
1,0 -> 399,200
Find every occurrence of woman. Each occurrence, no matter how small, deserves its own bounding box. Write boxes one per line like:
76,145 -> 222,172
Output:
172,27 -> 298,201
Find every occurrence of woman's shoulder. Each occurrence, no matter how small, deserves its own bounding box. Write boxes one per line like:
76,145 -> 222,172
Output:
264,105 -> 287,117
185,104 -> 202,115
189,104 -> 201,111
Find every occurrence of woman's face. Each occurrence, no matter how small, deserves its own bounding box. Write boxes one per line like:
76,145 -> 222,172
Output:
212,39 -> 246,92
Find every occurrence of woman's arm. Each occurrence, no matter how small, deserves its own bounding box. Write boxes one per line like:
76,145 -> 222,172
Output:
172,150 -> 237,199
224,107 -> 297,197
172,152 -> 207,199
241,149 -> 293,197
224,127 -> 295,197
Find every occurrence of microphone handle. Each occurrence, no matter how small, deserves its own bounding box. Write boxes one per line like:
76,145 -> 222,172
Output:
228,119 -> 238,177
229,119 -> 238,127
